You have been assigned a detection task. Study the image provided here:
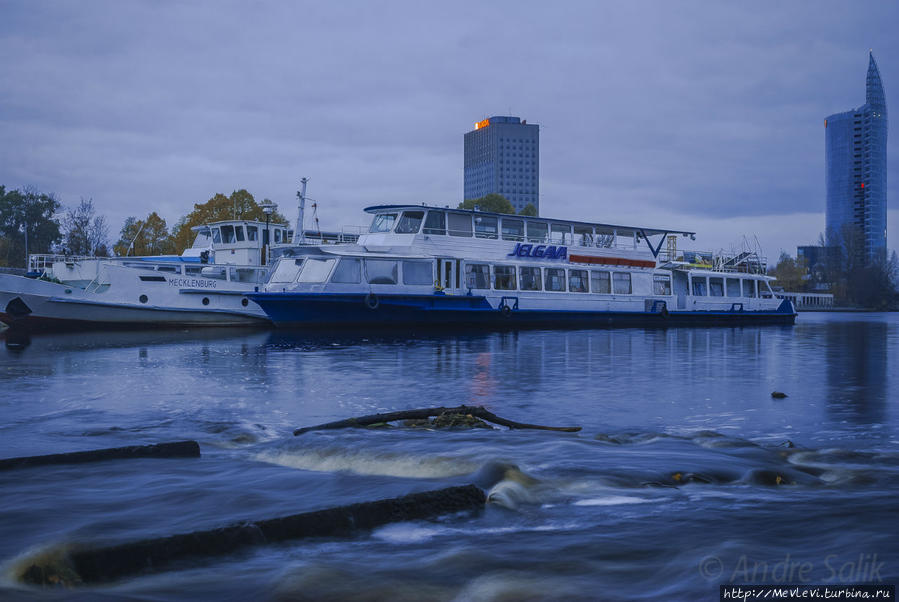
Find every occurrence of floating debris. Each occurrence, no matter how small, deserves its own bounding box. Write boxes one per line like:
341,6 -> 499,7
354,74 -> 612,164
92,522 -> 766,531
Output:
771,391 -> 788,399
294,405 -> 581,435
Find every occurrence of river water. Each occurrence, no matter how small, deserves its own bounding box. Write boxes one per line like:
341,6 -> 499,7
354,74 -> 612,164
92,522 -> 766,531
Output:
0,313 -> 897,600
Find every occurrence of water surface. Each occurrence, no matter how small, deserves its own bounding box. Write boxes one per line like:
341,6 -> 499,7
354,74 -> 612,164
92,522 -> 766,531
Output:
1,313 -> 897,600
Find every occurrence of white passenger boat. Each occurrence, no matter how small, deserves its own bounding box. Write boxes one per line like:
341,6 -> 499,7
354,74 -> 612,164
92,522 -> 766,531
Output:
248,205 -> 797,328
0,219 -> 293,329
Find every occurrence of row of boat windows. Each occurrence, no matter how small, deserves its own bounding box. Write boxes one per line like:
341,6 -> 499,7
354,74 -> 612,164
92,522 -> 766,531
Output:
691,275 -> 769,298
129,263 -> 268,283
270,257 -> 650,295
370,210 -> 619,246
201,225 -> 290,246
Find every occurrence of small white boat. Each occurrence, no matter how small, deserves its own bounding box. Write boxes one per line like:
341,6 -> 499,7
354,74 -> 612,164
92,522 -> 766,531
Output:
0,219 -> 292,329
248,204 -> 796,328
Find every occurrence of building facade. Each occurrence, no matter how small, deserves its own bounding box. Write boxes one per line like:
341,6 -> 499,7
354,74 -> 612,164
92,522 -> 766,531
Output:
464,116 -> 539,214
825,52 -> 888,264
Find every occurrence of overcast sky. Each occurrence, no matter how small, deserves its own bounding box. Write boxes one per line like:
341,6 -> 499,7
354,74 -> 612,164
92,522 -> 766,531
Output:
1,1 -> 896,259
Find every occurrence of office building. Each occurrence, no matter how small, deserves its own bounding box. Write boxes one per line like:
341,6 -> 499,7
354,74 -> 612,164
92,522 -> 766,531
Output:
825,52 -> 888,264
464,116 -> 539,214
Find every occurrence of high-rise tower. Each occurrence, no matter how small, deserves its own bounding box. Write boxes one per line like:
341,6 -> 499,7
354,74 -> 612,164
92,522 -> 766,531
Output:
825,52 -> 888,264
463,116 -> 539,214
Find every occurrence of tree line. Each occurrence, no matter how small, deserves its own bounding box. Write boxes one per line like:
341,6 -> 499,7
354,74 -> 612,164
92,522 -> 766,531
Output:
769,224 -> 898,309
0,185 -> 286,268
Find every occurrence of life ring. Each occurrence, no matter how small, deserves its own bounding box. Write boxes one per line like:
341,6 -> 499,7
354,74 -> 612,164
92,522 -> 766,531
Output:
364,292 -> 379,310
501,305 -> 512,318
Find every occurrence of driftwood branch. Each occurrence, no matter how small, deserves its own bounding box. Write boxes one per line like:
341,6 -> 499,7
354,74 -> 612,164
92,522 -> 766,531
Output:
0,441 -> 200,471
21,484 -> 486,585
293,405 -> 581,435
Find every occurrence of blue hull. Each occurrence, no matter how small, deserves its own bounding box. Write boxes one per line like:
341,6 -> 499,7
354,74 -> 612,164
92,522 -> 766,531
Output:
247,292 -> 797,329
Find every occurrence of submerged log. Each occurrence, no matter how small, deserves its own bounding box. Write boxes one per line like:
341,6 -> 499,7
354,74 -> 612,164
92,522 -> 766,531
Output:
0,441 -> 200,472
20,484 -> 486,585
293,405 -> 582,435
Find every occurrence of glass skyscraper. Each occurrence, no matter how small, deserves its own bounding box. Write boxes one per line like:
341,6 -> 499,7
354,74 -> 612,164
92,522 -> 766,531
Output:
825,52 -> 888,264
464,116 -> 539,214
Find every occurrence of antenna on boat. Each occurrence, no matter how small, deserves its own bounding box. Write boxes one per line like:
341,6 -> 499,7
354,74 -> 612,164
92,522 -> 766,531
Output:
126,221 -> 146,256
293,177 -> 308,244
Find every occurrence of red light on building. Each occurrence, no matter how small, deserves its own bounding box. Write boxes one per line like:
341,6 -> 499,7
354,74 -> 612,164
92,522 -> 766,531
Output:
861,182 -> 865,188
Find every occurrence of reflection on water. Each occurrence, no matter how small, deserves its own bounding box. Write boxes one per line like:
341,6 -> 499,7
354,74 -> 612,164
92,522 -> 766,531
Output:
826,319 -> 888,423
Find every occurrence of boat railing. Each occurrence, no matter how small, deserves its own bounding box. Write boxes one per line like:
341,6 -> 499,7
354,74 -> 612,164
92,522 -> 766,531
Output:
28,254 -> 114,272
658,249 -> 768,274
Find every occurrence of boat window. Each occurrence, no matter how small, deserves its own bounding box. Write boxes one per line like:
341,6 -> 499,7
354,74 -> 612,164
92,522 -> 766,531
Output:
191,231 -> 212,248
519,266 -> 541,290
185,266 -> 203,276
568,269 -> 588,292
211,228 -> 222,244
246,225 -> 258,242
448,213 -> 472,237
230,267 -> 262,283
743,279 -> 757,298
156,265 -> 178,273
545,268 -> 566,291
365,259 -> 398,284
761,281 -> 775,297
550,223 -> 572,244
726,278 -> 741,297
233,226 -> 244,242
402,260 -> 433,285
298,258 -> 336,283
200,266 -> 228,280
527,221 -> 548,243
369,213 -> 398,233
274,229 -> 283,244
612,272 -> 632,294
501,218 -> 524,241
493,265 -> 517,290
709,277 -> 724,297
574,226 -> 593,246
396,211 -> 424,234
270,258 -> 304,284
220,225 -> 236,244
692,276 -> 707,296
464,263 -> 490,289
474,215 -> 498,239
330,258 -> 362,283
591,270 -> 611,294
423,211 -> 446,235
653,274 -> 672,295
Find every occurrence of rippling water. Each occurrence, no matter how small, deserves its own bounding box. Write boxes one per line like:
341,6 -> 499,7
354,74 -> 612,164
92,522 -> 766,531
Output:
1,313 -> 897,600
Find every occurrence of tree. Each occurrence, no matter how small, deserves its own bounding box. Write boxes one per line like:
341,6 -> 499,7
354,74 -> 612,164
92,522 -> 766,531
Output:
0,185 -> 62,267
168,189 -> 287,253
768,252 -> 808,292
519,203 -> 538,217
60,198 -> 109,256
458,193 -> 515,214
113,212 -> 173,256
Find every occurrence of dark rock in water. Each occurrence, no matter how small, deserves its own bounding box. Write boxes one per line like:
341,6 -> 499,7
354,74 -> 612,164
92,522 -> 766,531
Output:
771,391 -> 788,399
743,469 -> 792,486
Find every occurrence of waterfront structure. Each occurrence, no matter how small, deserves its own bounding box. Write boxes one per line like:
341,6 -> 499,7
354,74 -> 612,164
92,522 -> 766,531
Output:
463,116 -> 539,214
825,52 -> 888,264
249,205 -> 796,327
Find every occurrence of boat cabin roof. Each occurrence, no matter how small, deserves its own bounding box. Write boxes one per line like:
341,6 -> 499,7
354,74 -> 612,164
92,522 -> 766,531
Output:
364,204 -> 696,240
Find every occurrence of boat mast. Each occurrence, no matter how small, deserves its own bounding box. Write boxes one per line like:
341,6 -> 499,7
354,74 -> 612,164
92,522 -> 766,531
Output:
293,177 -> 308,244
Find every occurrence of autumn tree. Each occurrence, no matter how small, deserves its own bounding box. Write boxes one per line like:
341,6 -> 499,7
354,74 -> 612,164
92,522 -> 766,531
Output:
519,203 -> 538,216
458,193 -> 515,214
113,212 -> 173,256
168,189 -> 287,253
768,252 -> 809,292
60,198 -> 109,256
0,185 -> 62,267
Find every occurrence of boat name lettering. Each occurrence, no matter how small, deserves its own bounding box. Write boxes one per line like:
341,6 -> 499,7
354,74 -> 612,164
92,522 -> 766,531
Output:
168,278 -> 218,289
507,243 -> 568,260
